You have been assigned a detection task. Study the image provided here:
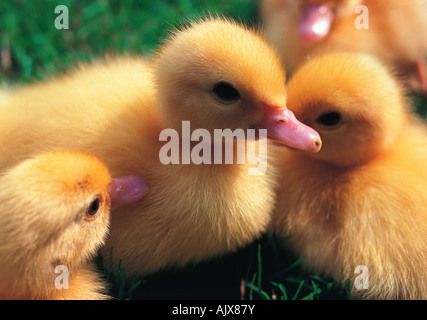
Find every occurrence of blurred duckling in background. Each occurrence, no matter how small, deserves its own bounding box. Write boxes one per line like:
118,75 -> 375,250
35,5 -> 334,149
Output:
270,52 -> 427,299
0,90 -> 9,106
261,0 -> 427,93
0,151 -> 148,300
0,18 -> 321,279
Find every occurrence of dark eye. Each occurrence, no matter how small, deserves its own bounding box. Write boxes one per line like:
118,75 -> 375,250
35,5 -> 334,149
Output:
87,197 -> 100,217
316,112 -> 341,127
212,82 -> 240,102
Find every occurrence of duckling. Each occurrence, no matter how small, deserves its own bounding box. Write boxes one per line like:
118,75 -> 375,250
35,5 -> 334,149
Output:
270,52 -> 427,299
0,18 -> 321,278
261,0 -> 427,93
0,150 -> 148,300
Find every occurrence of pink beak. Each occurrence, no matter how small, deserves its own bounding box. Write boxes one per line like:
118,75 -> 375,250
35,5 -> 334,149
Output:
298,4 -> 334,45
107,176 -> 148,211
256,104 -> 322,153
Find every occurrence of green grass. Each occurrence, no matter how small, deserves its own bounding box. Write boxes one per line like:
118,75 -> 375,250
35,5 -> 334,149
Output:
240,236 -> 345,301
0,0 -> 259,83
2,0 -> 427,300
96,247 -> 143,300
96,234 -> 348,300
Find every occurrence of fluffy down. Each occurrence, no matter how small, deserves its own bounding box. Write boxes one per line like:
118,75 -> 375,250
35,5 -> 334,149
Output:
270,52 -> 427,299
0,18 -> 320,278
0,151 -> 113,300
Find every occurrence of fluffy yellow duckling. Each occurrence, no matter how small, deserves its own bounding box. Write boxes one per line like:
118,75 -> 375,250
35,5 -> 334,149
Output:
270,52 -> 427,299
0,18 -> 321,278
0,151 -> 148,299
261,0 -> 427,93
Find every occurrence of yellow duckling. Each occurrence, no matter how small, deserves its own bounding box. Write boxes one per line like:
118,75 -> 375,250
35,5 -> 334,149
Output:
0,150 -> 147,299
0,18 -> 321,278
270,52 -> 427,299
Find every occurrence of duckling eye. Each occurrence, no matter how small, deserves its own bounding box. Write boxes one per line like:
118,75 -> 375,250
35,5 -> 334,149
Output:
87,197 -> 100,217
316,112 -> 341,127
212,82 -> 241,102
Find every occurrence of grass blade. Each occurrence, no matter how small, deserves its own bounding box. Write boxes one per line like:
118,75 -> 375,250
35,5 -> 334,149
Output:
272,256 -> 304,278
257,244 -> 262,290
270,280 -> 288,300
291,280 -> 305,300
249,273 -> 256,300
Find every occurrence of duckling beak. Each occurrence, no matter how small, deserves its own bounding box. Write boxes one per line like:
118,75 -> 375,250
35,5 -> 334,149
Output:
256,104 -> 322,153
298,4 -> 333,45
107,176 -> 148,211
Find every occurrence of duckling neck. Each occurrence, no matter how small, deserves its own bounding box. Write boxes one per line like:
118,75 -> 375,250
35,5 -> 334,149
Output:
0,263 -> 107,300
0,263 -> 67,299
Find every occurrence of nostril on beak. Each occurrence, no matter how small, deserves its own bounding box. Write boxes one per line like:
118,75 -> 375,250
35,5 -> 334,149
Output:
314,137 -> 322,151
277,117 -> 288,124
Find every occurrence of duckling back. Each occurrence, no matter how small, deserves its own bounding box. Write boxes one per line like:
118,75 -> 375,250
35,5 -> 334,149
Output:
0,55 -> 160,172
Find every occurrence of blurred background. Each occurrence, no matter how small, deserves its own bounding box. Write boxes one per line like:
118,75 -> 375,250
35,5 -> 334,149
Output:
0,0 -> 258,83
1,0 -> 425,300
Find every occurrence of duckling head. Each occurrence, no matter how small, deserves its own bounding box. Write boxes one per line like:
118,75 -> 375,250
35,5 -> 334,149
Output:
155,17 -> 321,153
286,52 -> 408,167
0,151 -> 147,298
